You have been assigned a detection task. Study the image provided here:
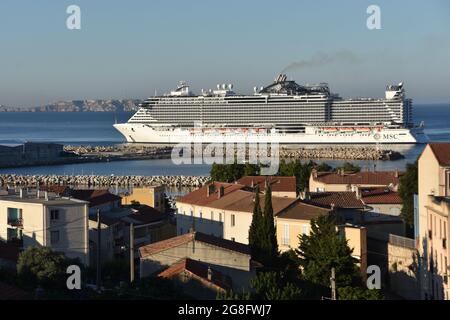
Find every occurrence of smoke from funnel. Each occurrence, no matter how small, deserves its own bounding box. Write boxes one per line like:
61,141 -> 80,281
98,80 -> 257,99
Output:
281,51 -> 361,73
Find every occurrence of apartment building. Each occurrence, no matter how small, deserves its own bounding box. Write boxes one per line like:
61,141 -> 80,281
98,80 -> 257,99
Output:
0,189 -> 89,265
121,186 -> 166,212
418,143 -> 450,300
176,181 -> 296,244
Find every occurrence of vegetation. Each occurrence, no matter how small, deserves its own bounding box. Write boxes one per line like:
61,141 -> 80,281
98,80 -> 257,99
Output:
335,162 -> 361,173
262,184 -> 278,268
337,286 -> 384,300
248,185 -> 264,263
296,215 -> 361,296
250,271 -> 302,300
17,246 -> 81,290
398,161 -> 418,234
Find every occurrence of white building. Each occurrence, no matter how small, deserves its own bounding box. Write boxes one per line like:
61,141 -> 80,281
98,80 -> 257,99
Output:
0,189 -> 90,266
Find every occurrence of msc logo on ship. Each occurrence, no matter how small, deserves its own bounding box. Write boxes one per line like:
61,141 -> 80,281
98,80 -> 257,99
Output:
374,133 -> 398,140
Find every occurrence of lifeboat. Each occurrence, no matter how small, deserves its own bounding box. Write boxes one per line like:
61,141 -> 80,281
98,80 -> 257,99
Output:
339,127 -> 354,132
323,127 -> 338,132
356,127 -> 371,132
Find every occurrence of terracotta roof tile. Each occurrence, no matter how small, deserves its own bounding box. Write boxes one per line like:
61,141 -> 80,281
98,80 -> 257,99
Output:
277,201 -> 331,220
307,192 -> 365,209
177,182 -> 244,206
237,176 -> 296,193
69,189 -> 121,207
428,143 -> 450,166
139,231 -> 250,258
361,188 -> 403,204
158,258 -> 232,291
312,171 -> 402,186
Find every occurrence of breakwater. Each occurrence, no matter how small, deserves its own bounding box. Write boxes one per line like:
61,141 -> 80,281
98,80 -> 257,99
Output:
0,174 -> 210,188
279,146 -> 403,160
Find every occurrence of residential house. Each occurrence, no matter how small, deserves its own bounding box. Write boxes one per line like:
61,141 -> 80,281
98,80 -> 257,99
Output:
0,189 -> 89,265
236,176 -> 297,198
418,143 -> 450,300
139,231 -> 258,296
121,186 -> 166,212
176,181 -> 297,244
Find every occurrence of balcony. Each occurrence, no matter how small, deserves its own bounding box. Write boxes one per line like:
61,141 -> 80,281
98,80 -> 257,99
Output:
7,218 -> 23,227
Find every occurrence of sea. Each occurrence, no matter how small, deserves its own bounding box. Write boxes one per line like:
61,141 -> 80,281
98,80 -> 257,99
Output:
0,104 -> 449,176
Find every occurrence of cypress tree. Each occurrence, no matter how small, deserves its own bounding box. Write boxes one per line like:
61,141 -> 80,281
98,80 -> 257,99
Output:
263,182 -> 278,267
249,185 -> 263,262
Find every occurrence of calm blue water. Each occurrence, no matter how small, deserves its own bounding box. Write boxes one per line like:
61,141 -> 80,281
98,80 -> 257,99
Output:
0,104 -> 449,175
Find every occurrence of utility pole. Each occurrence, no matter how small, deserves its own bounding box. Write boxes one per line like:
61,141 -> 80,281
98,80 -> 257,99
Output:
331,267 -> 337,300
130,223 -> 135,284
96,209 -> 101,291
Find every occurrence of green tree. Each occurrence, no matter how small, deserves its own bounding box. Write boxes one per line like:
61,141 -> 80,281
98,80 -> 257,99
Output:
398,162 -> 418,234
250,271 -> 302,300
337,286 -> 384,300
262,183 -> 278,268
336,162 -> 361,173
316,162 -> 333,172
17,246 -> 79,290
248,185 -> 264,263
296,215 -> 360,291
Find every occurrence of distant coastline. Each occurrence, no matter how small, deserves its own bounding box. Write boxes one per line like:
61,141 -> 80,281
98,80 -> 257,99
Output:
0,99 -> 142,112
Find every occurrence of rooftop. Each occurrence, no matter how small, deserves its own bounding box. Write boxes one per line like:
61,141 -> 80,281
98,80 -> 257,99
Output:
0,190 -> 88,206
236,176 -> 297,193
428,143 -> 450,166
139,231 -> 250,258
177,182 -> 244,206
306,192 -> 365,209
158,258 -> 232,291
360,188 -> 403,204
312,170 -> 403,186
277,201 -> 331,221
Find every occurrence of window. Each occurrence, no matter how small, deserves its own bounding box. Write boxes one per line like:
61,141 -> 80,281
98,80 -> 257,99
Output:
282,224 -> 290,245
50,209 -> 60,221
231,237 -> 235,242
219,212 -> 222,222
51,231 -> 60,244
199,211 -> 203,222
7,208 -> 22,224
211,211 -> 214,223
434,216 -> 437,236
231,214 -> 235,227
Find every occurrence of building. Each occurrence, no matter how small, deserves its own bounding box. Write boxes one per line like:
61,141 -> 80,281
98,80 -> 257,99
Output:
139,231 -> 258,296
0,241 -> 20,270
121,186 -> 166,212
418,143 -> 450,300
275,200 -> 367,277
0,142 -> 64,167
69,189 -> 122,215
309,169 -> 403,193
0,189 -> 89,265
176,181 -> 297,244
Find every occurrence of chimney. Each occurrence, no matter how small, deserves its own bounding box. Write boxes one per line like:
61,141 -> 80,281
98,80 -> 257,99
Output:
312,169 -> 318,179
207,184 -> 215,197
394,169 -> 399,178
19,188 -> 24,199
218,186 -> 225,199
355,186 -> 362,200
207,266 -> 212,281
330,203 -> 335,211
45,191 -> 49,201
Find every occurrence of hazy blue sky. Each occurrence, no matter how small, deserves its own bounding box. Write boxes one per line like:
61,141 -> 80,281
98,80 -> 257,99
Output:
1,0 -> 449,106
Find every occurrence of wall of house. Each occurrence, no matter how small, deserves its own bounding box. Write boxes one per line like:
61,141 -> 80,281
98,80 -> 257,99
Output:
343,226 -> 368,279
275,218 -> 309,252
140,240 -> 253,291
88,220 -> 115,266
388,242 -> 420,299
367,203 -> 402,216
122,186 -> 166,212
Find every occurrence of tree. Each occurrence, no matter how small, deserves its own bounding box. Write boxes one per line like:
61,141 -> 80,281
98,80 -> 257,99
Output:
250,271 -> 302,300
336,162 -> 361,173
262,183 -> 278,268
248,185 -> 264,263
296,215 -> 360,292
17,246 -> 79,290
316,162 -> 333,172
337,286 -> 384,300
398,162 -> 418,234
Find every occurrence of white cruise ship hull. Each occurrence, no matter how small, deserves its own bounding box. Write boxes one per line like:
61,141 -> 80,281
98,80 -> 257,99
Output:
114,123 -> 428,144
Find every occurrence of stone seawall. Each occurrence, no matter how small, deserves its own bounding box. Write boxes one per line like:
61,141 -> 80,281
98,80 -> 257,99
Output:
0,174 -> 210,188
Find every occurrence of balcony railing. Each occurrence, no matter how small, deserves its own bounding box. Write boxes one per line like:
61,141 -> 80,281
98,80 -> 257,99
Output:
7,218 -> 23,227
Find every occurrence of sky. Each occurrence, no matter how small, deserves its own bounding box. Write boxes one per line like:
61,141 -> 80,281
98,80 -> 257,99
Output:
0,0 -> 450,106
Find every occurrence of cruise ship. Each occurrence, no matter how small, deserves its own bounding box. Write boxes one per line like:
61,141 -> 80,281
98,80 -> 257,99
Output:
114,75 -> 428,144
